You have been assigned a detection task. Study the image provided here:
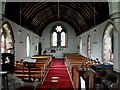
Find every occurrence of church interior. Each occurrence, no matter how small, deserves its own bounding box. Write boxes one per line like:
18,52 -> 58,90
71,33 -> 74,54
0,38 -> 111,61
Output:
0,1 -> 120,90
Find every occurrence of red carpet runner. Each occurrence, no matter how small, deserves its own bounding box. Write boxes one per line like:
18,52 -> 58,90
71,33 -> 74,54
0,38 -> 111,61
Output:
36,59 -> 73,90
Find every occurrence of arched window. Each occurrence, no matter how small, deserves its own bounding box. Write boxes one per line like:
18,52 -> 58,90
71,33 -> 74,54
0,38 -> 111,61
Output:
103,23 -> 114,63
26,35 -> 31,57
1,33 -> 5,53
61,32 -> 66,46
0,28 -> 5,53
51,25 -> 66,47
79,37 -> 82,54
87,35 -> 91,58
1,22 -> 14,53
52,32 -> 57,46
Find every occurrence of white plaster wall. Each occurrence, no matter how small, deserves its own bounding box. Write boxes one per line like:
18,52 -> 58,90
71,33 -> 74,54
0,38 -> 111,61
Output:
40,21 -> 79,58
79,19 -> 111,61
2,18 -> 40,61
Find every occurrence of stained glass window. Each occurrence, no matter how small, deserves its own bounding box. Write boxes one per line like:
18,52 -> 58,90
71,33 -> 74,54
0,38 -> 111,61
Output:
1,28 -> 5,53
1,23 -> 14,54
87,35 -> 91,58
103,24 -> 114,63
1,34 -> 5,53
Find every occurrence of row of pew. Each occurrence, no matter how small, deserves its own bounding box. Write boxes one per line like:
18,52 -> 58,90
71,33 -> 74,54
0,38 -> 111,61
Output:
14,55 -> 52,83
65,54 -> 103,90
65,53 -> 117,90
65,54 -> 100,76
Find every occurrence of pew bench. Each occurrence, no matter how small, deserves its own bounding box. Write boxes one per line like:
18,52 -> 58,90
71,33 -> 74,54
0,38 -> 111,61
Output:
15,66 -> 45,82
65,54 -> 99,77
14,61 -> 48,82
72,65 -> 96,90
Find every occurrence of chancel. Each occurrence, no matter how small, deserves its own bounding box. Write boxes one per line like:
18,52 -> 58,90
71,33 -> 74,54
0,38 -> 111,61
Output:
0,1 -> 120,90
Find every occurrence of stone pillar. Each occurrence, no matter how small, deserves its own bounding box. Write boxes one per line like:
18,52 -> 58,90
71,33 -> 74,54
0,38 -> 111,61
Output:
109,2 -> 120,72
0,21 -> 2,90
0,1 -> 5,89
0,1 -> 2,89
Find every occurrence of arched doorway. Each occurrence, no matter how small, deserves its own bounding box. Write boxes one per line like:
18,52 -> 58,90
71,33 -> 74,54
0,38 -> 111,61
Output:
102,23 -> 114,63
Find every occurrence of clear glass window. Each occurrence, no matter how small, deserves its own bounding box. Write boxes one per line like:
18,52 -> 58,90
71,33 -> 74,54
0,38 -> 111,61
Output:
51,25 -> 66,47
52,32 -> 57,46
26,35 -> 30,57
80,38 -> 82,54
103,24 -> 114,63
61,32 -> 65,46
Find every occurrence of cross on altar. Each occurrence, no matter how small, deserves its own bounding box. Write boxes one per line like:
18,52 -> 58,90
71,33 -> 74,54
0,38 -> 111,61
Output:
55,26 -> 63,32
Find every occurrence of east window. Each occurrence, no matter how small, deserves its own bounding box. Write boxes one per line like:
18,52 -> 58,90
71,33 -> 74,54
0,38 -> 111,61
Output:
51,25 -> 67,47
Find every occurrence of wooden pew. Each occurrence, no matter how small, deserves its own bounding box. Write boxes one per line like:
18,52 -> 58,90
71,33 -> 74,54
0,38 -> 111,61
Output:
14,55 -> 52,82
72,65 -> 96,90
83,69 -> 96,90
65,54 -> 99,76
32,55 -> 52,72
14,63 -> 45,82
65,54 -> 83,76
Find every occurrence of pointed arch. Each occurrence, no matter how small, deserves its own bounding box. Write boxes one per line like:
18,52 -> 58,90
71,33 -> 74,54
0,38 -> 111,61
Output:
1,22 -> 15,53
102,22 -> 115,63
51,24 -> 67,47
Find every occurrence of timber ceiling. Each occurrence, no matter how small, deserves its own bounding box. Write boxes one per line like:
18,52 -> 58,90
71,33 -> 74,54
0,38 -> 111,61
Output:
4,2 -> 109,36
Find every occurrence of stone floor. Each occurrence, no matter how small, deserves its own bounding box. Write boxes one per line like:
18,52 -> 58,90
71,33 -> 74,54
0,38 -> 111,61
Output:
2,73 -> 41,90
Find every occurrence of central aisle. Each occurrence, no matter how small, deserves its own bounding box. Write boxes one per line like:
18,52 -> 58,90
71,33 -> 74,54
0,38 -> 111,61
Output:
36,58 -> 73,90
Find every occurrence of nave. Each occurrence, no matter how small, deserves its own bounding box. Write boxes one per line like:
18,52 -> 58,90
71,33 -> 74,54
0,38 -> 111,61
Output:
0,1 -> 120,90
1,54 -> 118,90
